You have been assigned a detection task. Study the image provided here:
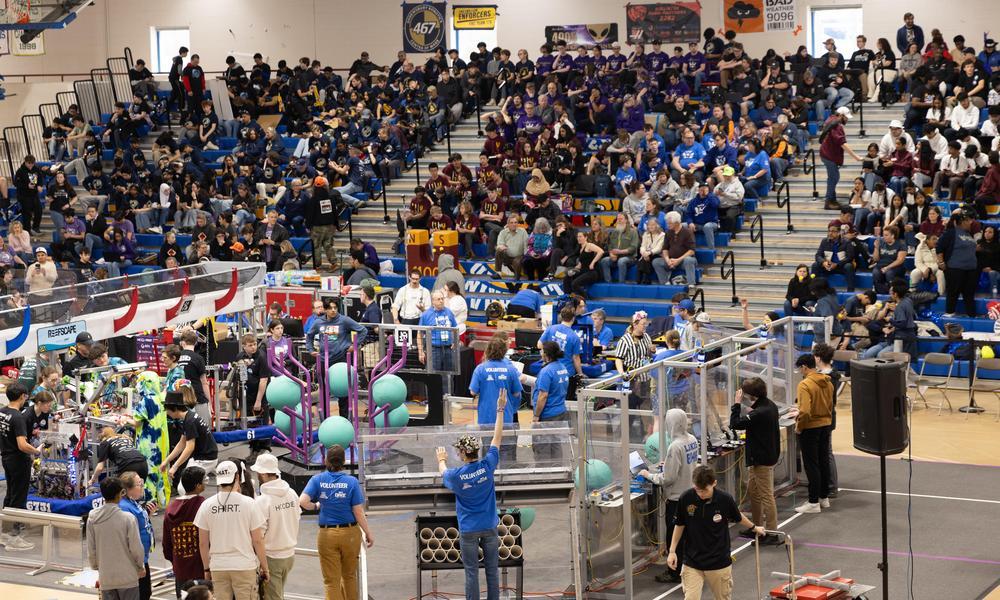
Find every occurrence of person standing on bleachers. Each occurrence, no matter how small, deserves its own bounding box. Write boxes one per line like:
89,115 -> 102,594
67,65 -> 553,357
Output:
937,211 -> 980,317
819,107 -> 863,210
182,54 -> 206,108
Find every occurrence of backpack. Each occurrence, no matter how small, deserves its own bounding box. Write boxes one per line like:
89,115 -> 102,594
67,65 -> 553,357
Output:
594,174 -> 612,198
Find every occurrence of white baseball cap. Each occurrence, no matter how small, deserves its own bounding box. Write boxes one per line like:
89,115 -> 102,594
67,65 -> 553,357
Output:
835,106 -> 853,120
695,312 -> 712,324
889,119 -> 903,129
250,453 -> 282,476
215,461 -> 238,485
34,247 -> 47,254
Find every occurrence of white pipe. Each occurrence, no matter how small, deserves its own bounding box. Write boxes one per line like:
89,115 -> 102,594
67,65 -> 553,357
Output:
496,525 -> 508,536
419,528 -> 434,542
446,549 -> 461,563
433,527 -> 447,538
439,538 -> 453,550
508,525 -> 521,537
433,548 -> 447,562
445,527 -> 459,539
478,548 -> 484,561
499,546 -> 511,560
509,545 -> 523,559
501,535 -> 515,547
426,538 -> 440,550
420,548 -> 435,563
500,514 -> 515,527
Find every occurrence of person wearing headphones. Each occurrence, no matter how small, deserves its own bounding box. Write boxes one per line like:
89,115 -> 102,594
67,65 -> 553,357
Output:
436,390 -> 508,600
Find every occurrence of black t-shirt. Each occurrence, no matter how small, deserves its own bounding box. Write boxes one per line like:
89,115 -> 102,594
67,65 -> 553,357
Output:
178,349 -> 208,405
0,406 -> 28,458
97,436 -> 145,471
21,405 -> 49,436
63,350 -> 92,375
237,348 -> 272,395
848,49 -> 875,72
182,411 -> 218,461
673,487 -> 743,571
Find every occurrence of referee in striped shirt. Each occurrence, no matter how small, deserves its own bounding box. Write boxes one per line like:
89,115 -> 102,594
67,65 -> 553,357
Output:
614,311 -> 656,437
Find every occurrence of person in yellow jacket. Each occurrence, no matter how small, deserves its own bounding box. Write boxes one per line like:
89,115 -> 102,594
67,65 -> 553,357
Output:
791,354 -> 834,514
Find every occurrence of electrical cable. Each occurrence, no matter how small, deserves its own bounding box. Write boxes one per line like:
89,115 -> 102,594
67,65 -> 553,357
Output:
907,440 -> 914,600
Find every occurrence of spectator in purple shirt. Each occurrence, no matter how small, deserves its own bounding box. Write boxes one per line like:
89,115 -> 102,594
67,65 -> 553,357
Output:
668,46 -> 686,71
683,42 -> 707,95
590,46 -> 607,73
663,72 -> 691,102
606,42 -> 627,74
536,44 -> 555,79
616,91 -> 648,134
516,102 -> 545,140
646,40 -> 670,86
573,46 -> 591,72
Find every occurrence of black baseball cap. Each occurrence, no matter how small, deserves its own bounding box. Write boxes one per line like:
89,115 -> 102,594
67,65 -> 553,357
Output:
76,331 -> 94,345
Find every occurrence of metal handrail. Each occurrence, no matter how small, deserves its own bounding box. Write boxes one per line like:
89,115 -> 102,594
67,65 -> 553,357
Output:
749,214 -> 766,268
803,148 -> 818,198
720,250 -> 738,305
856,95 -> 867,138
690,287 -> 705,313
774,180 -> 794,233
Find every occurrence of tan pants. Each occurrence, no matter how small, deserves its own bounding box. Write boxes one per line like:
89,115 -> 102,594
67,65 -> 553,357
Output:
212,569 -> 258,600
681,564 -> 733,600
311,224 -> 337,268
263,555 -> 295,600
318,526 -> 362,600
748,464 -> 778,530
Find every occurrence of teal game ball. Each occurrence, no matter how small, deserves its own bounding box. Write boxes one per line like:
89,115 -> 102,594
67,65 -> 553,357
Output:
327,362 -> 357,398
265,375 -> 302,409
274,411 -> 292,436
643,432 -> 672,463
318,415 -> 355,448
514,507 -> 536,530
371,373 -> 408,410
374,404 -> 410,429
575,459 -> 613,491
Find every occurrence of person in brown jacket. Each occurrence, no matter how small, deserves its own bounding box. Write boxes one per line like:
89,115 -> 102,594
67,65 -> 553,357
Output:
792,354 -> 834,514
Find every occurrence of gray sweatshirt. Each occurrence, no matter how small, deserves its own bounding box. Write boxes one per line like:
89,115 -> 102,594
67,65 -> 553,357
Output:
86,502 -> 145,591
432,254 -> 466,293
646,408 -> 699,500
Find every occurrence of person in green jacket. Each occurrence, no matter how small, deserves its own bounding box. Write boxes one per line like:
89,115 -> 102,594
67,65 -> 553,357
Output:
599,213 -> 639,283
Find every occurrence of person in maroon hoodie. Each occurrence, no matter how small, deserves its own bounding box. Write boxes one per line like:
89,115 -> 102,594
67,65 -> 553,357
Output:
973,151 -> 1000,219
163,466 -> 207,598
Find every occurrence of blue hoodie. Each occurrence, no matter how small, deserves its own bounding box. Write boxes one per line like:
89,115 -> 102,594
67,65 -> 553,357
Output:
686,192 -> 720,225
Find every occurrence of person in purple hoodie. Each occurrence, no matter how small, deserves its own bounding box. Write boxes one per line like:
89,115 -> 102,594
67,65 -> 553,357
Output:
105,227 -> 136,277
616,91 -> 647,133
683,41 -> 707,95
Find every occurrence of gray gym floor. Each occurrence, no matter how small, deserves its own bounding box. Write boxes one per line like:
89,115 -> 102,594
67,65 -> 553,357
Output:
2,452 -> 998,599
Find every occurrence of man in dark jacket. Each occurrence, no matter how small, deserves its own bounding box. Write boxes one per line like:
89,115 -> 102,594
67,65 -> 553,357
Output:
812,224 -> 856,291
305,177 -> 343,271
729,377 -> 781,546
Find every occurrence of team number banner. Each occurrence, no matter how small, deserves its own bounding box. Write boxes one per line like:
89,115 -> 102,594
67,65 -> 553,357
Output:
453,5 -> 497,30
403,2 -> 447,53
625,3 -> 701,44
724,0 -> 796,33
544,24 -> 620,49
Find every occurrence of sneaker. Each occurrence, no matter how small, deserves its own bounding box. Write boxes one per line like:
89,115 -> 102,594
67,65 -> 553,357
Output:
759,534 -> 784,546
794,501 -> 821,514
654,571 -> 682,584
826,489 -> 839,499
819,497 -> 831,508
147,226 -> 163,234
738,527 -> 756,538
204,142 -> 219,150
3,535 -> 34,551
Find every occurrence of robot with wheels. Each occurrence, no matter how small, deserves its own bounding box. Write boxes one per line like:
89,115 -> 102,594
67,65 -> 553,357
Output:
755,531 -> 876,599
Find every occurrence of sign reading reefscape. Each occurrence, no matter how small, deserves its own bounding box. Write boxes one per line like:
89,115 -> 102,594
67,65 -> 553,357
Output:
402,2 -> 447,53
544,24 -> 620,49
625,2 -> 701,44
37,321 -> 86,353
453,5 -> 497,30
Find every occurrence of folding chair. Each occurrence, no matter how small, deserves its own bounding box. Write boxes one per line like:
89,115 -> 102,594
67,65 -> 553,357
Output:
911,353 -> 954,415
969,357 -> 1000,421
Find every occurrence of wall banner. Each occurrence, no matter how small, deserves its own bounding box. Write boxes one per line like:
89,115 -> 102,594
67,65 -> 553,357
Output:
544,24 -> 619,49
402,2 -> 447,53
625,3 -> 701,44
453,5 -> 496,30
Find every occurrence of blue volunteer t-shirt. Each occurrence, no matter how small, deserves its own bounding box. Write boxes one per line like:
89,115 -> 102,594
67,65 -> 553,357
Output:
419,307 -> 457,346
469,359 -> 522,424
540,323 -> 581,373
303,471 -> 365,526
443,446 -> 500,533
533,361 -> 570,419
508,289 -> 541,313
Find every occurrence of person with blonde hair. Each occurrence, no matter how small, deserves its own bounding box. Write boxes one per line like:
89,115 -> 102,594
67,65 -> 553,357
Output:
90,427 -> 149,486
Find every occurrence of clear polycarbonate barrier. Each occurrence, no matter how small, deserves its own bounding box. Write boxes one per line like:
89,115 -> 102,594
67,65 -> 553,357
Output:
358,423 -> 574,487
370,322 -> 462,375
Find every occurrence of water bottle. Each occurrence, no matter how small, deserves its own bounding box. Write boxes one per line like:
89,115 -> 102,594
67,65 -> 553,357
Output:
695,339 -> 705,363
759,322 -> 768,339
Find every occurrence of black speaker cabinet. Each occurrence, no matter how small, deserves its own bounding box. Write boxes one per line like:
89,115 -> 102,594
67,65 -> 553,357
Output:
850,358 -> 909,456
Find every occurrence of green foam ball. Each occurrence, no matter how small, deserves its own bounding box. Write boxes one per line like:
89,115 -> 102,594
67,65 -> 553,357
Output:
643,432 -> 672,463
327,362 -> 357,398
265,375 -> 302,409
371,373 -> 407,410
274,411 -> 292,436
575,459 -> 613,491
515,507 -> 535,531
374,403 -> 410,429
318,415 -> 355,448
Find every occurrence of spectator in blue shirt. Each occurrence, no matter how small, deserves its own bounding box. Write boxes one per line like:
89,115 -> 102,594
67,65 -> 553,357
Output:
614,154 -> 638,198
978,39 -> 1000,75
685,182 -> 720,252
329,146 -> 368,208
704,133 -> 738,179
532,341 -> 570,460
299,445 -> 375,600
436,391 -> 508,600
590,309 -> 615,351
670,130 -> 707,182
739,140 -> 773,199
895,13 -> 924,55
417,290 -> 458,372
469,333 -> 522,462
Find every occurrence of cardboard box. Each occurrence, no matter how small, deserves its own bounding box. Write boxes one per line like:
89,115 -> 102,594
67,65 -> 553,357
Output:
495,318 -> 542,332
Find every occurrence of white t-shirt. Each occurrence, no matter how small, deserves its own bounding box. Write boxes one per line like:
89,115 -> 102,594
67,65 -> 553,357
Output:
193,490 -> 266,572
448,295 -> 468,334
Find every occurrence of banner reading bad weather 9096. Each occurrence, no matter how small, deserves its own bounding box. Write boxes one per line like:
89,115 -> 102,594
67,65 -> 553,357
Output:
402,2 -> 447,53
625,3 -> 701,44
724,0 -> 797,34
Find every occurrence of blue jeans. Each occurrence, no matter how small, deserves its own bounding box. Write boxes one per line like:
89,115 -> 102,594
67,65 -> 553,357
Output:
888,176 -> 910,196
824,86 -> 854,109
599,255 -> 633,283
335,181 -> 365,208
862,341 -> 892,359
694,222 -> 718,251
460,530 -> 499,600
431,344 -> 454,372
853,208 -> 874,234
821,157 -> 840,202
50,210 -> 66,242
652,255 -> 697,284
